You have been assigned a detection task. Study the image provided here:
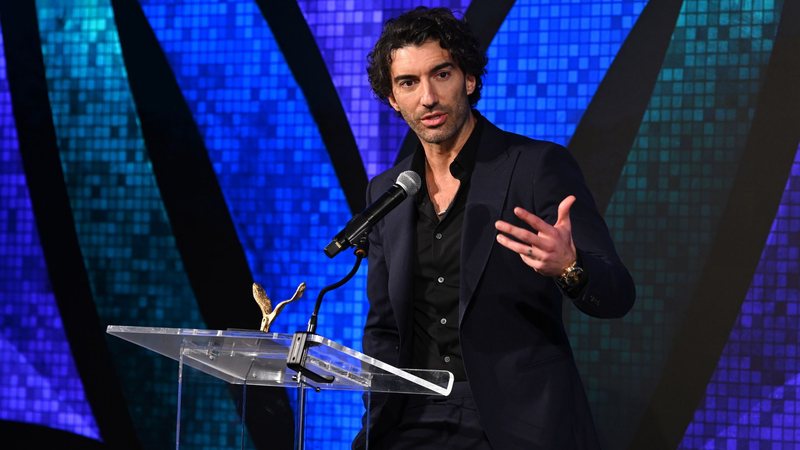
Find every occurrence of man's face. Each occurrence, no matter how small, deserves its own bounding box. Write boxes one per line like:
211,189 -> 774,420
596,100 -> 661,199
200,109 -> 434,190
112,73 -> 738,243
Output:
387,40 -> 476,147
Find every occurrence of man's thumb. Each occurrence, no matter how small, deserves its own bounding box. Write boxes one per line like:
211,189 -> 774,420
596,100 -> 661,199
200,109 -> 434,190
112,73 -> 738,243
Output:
556,195 -> 576,228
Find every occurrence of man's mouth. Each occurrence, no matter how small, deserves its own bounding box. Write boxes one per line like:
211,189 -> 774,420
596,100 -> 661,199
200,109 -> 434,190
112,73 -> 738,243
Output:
420,112 -> 447,127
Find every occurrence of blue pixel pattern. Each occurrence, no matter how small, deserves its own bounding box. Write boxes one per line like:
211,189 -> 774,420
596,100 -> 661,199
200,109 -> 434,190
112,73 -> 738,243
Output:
35,1 -> 243,447
0,20 -> 99,441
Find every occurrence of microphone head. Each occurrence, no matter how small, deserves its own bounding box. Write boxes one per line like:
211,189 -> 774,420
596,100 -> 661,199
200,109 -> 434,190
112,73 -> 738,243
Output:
395,171 -> 422,196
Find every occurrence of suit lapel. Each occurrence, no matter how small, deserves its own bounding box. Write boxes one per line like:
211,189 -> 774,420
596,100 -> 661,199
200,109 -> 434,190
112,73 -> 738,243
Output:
382,160 -> 417,347
459,120 -> 518,325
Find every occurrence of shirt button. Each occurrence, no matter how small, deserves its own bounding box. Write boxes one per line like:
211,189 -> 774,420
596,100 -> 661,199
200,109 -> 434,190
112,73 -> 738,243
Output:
437,276 -> 444,284
444,356 -> 451,363
435,233 -> 443,240
440,318 -> 447,325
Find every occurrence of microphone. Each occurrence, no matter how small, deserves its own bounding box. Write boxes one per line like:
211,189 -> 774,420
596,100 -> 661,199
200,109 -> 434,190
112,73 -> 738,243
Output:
324,170 -> 421,258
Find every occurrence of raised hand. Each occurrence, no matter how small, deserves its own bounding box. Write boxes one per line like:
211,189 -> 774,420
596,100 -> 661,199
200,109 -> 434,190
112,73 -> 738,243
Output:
494,195 -> 577,277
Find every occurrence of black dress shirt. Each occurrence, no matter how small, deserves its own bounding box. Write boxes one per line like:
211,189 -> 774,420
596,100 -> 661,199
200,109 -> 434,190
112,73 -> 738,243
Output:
410,116 -> 483,382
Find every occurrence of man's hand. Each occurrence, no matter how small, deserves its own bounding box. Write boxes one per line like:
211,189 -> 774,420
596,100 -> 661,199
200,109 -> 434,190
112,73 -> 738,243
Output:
494,195 -> 577,277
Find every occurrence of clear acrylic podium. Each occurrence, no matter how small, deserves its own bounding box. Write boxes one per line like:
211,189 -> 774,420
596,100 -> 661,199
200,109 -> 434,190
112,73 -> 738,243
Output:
107,325 -> 454,449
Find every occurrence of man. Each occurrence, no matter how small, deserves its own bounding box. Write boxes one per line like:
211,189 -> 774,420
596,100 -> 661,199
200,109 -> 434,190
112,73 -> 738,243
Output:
354,7 -> 635,449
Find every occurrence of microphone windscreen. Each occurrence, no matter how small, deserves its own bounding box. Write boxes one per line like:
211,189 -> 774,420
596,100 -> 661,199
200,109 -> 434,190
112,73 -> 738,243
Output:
396,170 -> 422,196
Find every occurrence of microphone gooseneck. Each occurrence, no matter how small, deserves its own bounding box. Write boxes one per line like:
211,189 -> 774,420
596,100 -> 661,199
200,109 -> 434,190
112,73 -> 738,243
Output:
287,172 -> 422,411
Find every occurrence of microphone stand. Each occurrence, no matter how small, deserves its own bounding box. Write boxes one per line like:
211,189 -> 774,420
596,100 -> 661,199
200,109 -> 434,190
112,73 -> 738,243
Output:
286,235 -> 368,450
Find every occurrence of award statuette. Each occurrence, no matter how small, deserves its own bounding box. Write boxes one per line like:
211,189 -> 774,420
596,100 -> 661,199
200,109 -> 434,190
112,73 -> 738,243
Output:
252,282 -> 306,332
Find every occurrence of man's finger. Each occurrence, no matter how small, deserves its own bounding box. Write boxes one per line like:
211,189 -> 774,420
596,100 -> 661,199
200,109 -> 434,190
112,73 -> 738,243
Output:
494,220 -> 542,248
513,207 -> 551,233
495,233 -> 546,260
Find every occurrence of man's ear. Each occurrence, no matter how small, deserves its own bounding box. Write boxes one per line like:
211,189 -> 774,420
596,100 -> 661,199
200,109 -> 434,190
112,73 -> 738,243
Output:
387,94 -> 400,112
466,74 -> 476,95
464,75 -> 478,95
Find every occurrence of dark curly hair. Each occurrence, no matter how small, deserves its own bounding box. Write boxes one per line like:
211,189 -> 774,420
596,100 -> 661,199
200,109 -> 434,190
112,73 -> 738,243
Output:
367,7 -> 488,108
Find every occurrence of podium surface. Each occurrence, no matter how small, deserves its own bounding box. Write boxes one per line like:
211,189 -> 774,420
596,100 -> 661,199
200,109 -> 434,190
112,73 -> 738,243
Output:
107,325 -> 453,395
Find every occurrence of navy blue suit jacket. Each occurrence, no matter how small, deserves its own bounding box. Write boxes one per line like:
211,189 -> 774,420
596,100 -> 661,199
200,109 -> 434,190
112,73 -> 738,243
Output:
357,115 -> 635,449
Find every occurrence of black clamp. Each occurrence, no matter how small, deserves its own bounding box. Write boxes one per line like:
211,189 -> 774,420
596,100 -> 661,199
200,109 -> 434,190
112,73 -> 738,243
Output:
286,332 -> 334,384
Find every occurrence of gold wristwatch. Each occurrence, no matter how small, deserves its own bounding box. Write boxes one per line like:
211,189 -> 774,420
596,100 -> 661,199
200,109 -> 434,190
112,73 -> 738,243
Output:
555,260 -> 585,292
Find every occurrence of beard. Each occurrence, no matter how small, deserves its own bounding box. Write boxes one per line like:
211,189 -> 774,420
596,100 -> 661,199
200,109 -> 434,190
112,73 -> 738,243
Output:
400,98 -> 472,146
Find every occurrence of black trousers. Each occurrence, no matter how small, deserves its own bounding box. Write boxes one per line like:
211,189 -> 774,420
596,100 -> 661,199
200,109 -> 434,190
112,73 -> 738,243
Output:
372,381 -> 493,450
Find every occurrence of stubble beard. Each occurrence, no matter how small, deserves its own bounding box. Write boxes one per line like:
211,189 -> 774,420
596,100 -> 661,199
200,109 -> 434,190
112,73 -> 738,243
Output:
402,100 -> 471,145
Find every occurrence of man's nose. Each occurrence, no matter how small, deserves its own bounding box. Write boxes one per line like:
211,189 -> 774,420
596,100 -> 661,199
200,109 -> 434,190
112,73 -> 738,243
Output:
420,80 -> 438,108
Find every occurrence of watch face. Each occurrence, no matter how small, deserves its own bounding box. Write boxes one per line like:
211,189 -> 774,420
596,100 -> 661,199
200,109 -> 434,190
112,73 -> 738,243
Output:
564,274 -> 576,286
565,267 -> 584,286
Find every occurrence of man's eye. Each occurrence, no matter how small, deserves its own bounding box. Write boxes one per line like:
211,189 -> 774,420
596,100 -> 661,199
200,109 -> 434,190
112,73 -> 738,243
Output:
399,80 -> 414,87
436,71 -> 450,79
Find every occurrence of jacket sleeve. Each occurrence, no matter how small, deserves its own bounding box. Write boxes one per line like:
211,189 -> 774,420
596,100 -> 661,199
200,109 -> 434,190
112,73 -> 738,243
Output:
533,143 -> 635,318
